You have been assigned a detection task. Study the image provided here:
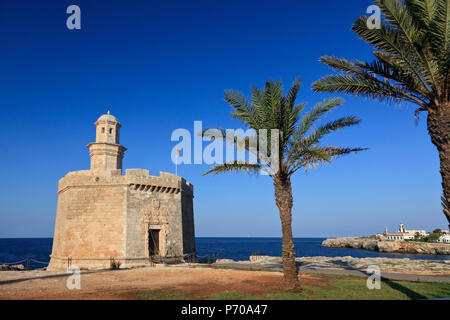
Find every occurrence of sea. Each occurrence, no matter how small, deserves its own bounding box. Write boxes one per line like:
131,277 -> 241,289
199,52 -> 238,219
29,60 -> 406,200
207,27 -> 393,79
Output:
0,237 -> 448,269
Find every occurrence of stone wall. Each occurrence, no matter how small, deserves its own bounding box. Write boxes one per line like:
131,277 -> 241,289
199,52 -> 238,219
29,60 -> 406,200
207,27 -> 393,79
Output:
125,184 -> 184,259
48,170 -> 196,270
88,143 -> 126,173
48,177 -> 127,270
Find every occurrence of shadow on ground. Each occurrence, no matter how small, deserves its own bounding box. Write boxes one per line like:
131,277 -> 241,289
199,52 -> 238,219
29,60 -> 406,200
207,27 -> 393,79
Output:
0,269 -> 118,286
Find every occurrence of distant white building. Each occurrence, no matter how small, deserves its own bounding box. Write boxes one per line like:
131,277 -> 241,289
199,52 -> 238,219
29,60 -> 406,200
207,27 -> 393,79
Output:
384,224 -> 428,241
438,234 -> 450,243
385,232 -> 414,241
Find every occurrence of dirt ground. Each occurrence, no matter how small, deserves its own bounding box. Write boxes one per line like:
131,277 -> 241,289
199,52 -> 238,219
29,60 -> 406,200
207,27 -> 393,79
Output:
0,265 -> 327,300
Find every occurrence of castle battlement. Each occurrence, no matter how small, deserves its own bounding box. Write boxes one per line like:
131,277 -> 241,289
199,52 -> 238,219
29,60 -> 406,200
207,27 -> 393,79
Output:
58,169 -> 193,196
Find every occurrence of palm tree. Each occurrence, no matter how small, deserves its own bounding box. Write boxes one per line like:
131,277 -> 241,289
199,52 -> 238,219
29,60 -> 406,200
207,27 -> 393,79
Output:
203,78 -> 364,289
312,0 -> 450,227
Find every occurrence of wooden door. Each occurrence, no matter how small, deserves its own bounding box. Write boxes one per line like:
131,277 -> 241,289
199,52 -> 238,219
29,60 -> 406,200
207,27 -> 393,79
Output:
148,229 -> 160,256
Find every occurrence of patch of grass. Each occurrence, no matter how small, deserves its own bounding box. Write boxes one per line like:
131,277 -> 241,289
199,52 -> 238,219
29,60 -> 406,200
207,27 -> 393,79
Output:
136,288 -> 191,300
135,274 -> 450,300
263,276 -> 450,300
207,292 -> 259,300
193,265 -> 280,273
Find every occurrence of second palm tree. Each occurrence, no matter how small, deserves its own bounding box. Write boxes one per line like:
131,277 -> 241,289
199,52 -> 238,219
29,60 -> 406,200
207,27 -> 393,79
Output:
204,78 -> 365,289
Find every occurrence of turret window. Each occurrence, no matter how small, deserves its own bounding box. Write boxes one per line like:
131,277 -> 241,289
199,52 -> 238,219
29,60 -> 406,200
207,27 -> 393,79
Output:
101,127 -> 105,133
109,128 -> 113,134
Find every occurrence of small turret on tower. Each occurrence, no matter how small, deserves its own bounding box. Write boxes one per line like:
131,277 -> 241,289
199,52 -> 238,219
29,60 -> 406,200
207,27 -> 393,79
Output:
87,111 -> 127,174
95,110 -> 121,144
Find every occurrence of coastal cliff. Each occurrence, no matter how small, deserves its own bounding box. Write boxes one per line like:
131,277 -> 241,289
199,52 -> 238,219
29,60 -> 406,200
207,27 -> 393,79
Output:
322,237 -> 450,255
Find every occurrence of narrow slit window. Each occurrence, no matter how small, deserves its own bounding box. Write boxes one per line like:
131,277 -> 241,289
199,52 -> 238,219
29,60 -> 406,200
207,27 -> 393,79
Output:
109,128 -> 113,134
101,127 -> 105,133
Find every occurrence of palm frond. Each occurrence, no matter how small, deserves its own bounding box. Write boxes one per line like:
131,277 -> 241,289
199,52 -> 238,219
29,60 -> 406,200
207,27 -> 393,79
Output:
296,98 -> 343,138
287,116 -> 362,170
300,117 -> 361,149
225,90 -> 258,129
312,70 -> 427,107
352,16 -> 434,94
203,162 -> 264,176
285,78 -> 302,111
205,78 -> 364,178
290,146 -> 367,174
314,0 -> 448,114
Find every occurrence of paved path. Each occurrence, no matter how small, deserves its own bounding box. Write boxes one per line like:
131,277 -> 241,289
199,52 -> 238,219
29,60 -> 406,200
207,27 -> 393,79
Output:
206,262 -> 450,283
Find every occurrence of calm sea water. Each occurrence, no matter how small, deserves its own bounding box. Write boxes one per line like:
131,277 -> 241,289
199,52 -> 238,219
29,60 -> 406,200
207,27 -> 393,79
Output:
0,237 -> 448,269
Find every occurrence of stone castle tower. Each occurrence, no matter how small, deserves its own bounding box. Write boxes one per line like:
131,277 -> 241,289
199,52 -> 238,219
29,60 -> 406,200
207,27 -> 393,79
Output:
48,112 -> 195,270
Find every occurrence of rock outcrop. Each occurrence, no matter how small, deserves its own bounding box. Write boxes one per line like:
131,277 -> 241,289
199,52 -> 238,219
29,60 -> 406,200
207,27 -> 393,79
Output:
0,264 -> 24,271
216,255 -> 450,275
322,237 -> 450,255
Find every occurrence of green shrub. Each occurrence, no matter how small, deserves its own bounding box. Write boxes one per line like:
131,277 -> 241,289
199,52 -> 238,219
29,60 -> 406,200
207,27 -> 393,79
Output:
428,233 -> 441,242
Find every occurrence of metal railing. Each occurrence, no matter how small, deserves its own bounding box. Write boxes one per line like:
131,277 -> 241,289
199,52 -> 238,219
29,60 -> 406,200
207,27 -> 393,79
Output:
187,252 -> 221,264
0,252 -> 225,270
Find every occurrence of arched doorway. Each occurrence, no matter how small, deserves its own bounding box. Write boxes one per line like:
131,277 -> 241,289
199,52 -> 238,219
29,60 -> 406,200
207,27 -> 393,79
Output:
148,228 -> 160,256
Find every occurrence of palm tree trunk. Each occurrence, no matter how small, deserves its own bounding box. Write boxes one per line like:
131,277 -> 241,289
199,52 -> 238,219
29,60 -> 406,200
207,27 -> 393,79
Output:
427,105 -> 450,229
273,175 -> 300,290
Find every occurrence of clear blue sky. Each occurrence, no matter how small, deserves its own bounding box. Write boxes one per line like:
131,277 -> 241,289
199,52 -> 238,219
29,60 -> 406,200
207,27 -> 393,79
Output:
0,0 -> 446,238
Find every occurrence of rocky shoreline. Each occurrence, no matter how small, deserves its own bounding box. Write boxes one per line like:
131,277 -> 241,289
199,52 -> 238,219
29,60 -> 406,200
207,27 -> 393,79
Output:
322,237 -> 450,255
1,264 -> 25,271
214,255 -> 450,276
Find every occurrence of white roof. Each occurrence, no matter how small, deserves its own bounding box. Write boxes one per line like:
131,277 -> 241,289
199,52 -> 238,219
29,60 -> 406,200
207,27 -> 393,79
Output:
96,111 -> 119,123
